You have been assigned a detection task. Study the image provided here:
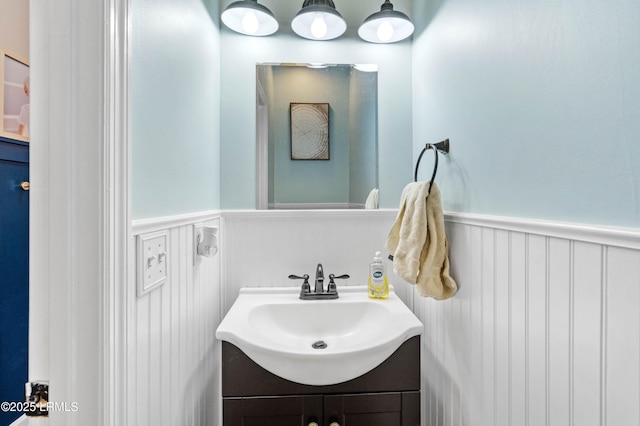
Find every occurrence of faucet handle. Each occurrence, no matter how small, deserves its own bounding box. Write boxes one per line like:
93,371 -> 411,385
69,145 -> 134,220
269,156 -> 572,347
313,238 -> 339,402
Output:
327,274 -> 349,293
289,274 -> 311,296
289,274 -> 310,282
329,274 -> 350,280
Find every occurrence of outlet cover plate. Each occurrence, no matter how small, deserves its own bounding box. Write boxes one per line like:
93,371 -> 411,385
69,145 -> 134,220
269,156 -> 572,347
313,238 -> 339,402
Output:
137,230 -> 168,296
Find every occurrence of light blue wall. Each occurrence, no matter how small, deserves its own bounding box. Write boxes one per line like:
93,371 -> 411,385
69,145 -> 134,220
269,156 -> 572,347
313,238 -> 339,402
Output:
131,0 -> 221,219
220,31 -> 413,209
128,0 -> 640,225
412,0 -> 640,227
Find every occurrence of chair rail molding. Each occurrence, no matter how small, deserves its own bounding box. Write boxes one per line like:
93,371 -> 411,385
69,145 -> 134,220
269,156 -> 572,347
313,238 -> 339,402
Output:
444,212 -> 640,250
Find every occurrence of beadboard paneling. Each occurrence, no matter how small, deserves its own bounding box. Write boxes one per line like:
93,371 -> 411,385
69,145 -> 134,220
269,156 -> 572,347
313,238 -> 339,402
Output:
221,210 -> 640,426
221,210 -> 410,314
605,246 -> 640,426
130,214 -> 222,426
418,220 -> 640,426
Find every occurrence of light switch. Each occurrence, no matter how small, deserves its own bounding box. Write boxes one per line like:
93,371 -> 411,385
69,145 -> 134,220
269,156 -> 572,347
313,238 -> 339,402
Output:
137,230 -> 168,296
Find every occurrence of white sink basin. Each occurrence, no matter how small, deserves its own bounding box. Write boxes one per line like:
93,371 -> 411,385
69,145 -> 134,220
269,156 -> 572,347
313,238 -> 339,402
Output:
215,285 -> 423,386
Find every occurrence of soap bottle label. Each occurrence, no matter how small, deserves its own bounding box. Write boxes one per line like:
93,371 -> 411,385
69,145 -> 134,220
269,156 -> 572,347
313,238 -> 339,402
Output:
369,266 -> 388,299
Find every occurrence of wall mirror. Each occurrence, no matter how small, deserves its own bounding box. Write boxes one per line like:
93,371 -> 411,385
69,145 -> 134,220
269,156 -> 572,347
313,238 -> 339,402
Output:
256,63 -> 379,209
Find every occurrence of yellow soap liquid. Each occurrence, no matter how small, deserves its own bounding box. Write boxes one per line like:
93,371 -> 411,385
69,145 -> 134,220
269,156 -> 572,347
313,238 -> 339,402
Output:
368,251 -> 389,299
368,273 -> 389,299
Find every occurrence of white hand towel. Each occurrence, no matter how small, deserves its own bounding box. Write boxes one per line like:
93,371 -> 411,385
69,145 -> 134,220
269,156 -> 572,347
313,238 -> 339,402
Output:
385,182 -> 457,300
385,182 -> 430,282
365,188 -> 379,209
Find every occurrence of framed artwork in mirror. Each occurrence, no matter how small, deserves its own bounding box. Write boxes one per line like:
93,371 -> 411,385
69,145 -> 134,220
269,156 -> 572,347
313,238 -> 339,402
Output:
0,49 -> 30,143
290,102 -> 329,160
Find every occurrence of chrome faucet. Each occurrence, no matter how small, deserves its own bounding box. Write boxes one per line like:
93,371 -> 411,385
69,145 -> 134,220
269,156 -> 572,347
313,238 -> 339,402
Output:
314,263 -> 324,293
289,263 -> 350,300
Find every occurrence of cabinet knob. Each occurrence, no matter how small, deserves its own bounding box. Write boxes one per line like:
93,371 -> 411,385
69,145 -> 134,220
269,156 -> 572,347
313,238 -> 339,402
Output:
20,181 -> 30,191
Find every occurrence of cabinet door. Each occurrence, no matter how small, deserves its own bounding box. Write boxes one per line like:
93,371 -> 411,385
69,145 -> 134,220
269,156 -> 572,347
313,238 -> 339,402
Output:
224,395 -> 323,426
324,392 -> 420,426
325,392 -> 401,426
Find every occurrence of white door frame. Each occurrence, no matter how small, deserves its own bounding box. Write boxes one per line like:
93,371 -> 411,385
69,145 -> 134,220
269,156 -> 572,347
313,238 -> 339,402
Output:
30,0 -> 129,424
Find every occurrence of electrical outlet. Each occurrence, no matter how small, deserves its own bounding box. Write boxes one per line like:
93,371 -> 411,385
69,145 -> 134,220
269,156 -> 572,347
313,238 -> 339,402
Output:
137,230 -> 168,296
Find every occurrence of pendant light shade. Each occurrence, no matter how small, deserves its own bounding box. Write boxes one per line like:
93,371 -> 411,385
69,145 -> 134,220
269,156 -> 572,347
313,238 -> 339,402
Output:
358,0 -> 414,43
221,0 -> 279,36
291,0 -> 347,41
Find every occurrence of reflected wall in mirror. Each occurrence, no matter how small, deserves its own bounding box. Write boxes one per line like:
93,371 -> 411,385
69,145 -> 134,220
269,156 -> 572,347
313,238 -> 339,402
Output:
256,63 -> 378,210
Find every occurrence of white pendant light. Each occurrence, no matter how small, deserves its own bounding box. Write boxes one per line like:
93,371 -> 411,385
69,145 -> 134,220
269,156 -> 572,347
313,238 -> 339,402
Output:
221,0 -> 279,36
291,0 -> 347,41
358,0 -> 414,43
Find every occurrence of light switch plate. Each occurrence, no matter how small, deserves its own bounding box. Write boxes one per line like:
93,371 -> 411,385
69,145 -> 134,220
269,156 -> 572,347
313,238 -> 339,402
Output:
137,230 -> 168,296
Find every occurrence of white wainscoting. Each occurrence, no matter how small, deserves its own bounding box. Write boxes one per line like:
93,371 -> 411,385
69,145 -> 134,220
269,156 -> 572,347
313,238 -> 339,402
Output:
418,214 -> 640,426
127,209 -> 639,426
130,212 -> 222,426
222,209 -> 640,426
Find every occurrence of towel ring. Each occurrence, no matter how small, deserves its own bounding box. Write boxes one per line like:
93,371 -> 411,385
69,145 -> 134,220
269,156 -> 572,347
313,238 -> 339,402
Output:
414,139 -> 450,194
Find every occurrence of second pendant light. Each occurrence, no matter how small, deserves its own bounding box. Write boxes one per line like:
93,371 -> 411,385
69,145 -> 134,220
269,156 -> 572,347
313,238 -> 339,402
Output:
291,0 -> 347,41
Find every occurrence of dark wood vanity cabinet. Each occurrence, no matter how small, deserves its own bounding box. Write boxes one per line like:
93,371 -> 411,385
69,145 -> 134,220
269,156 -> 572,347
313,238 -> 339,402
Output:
222,336 -> 421,426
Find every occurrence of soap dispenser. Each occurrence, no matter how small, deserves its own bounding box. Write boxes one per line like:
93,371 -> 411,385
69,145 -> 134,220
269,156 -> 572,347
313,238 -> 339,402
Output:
368,251 -> 389,299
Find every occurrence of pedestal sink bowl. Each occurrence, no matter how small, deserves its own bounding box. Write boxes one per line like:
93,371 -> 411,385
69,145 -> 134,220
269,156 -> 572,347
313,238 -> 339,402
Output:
215,285 -> 423,386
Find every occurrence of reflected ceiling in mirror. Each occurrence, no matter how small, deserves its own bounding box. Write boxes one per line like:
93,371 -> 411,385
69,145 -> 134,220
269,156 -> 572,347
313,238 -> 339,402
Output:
256,63 -> 379,210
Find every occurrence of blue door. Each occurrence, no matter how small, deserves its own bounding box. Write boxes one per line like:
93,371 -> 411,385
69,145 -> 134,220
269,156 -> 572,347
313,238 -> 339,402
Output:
0,138 -> 29,426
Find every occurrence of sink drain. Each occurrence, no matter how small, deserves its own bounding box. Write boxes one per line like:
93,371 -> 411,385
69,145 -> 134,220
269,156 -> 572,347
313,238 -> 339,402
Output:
311,340 -> 328,349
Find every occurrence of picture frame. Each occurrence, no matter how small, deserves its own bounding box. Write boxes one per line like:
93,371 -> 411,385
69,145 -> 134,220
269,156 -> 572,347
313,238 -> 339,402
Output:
290,102 -> 329,160
1,49 -> 30,143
